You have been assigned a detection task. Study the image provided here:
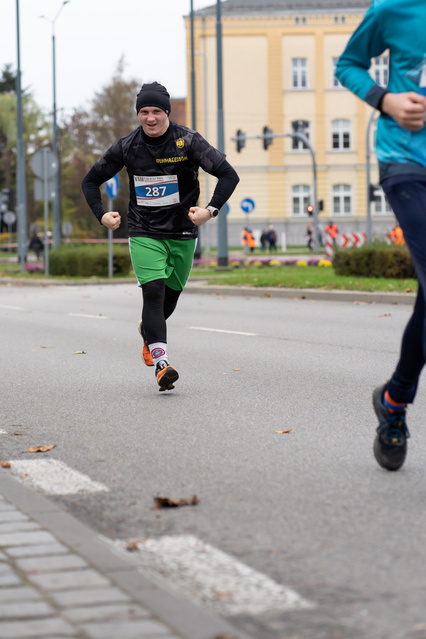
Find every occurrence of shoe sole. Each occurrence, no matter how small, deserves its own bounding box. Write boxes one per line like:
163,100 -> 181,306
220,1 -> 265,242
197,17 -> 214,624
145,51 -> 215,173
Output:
372,386 -> 406,471
157,366 -> 179,392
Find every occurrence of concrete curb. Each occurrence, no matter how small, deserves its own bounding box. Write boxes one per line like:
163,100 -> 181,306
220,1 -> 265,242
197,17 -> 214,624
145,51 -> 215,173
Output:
0,470 -> 253,639
184,282 -> 416,306
0,276 -> 417,305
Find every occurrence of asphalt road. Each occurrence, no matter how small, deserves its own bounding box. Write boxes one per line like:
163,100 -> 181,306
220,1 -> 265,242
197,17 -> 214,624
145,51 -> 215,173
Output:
1,282 -> 426,639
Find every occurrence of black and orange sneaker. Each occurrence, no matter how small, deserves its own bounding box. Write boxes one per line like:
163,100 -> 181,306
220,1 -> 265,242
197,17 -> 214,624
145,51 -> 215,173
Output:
373,384 -> 410,471
156,361 -> 179,392
137,321 -> 153,367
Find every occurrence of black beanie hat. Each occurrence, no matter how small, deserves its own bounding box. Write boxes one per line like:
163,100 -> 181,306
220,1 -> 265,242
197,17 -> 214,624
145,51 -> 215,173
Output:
135,82 -> 171,115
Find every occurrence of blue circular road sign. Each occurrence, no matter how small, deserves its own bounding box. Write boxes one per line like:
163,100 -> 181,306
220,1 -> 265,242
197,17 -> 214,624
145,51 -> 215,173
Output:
240,198 -> 255,213
105,174 -> 120,199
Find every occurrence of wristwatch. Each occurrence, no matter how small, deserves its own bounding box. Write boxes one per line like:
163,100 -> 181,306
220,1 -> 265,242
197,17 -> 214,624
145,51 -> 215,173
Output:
206,205 -> 219,218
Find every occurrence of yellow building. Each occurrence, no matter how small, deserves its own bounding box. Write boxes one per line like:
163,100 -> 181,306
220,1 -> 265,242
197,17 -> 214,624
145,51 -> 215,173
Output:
186,0 -> 394,248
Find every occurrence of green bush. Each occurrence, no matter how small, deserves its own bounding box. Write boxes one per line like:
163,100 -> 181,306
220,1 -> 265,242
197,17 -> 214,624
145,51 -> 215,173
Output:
333,242 -> 416,279
49,245 -> 132,277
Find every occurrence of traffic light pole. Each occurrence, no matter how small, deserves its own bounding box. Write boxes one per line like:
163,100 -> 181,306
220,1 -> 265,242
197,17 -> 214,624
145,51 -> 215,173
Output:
233,129 -> 320,251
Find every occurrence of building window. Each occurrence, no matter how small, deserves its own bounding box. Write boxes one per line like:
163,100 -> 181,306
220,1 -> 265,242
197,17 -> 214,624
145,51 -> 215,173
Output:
331,119 -> 351,150
333,184 -> 352,216
292,58 -> 307,89
373,56 -> 389,87
292,185 -> 311,216
373,189 -> 392,216
292,124 -> 310,150
332,57 -> 342,88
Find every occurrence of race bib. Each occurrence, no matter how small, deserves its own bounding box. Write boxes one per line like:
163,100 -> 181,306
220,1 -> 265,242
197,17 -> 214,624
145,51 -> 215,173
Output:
134,175 -> 180,207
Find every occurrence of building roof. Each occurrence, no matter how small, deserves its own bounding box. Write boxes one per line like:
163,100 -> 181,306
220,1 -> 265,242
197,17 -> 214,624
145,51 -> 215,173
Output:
195,0 -> 371,15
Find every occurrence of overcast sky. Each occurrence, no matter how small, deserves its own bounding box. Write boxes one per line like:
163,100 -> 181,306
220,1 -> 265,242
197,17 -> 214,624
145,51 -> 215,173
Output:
2,0 -> 215,118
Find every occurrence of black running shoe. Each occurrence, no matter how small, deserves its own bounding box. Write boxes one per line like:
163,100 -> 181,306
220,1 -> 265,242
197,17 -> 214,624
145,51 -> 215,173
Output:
373,385 -> 410,471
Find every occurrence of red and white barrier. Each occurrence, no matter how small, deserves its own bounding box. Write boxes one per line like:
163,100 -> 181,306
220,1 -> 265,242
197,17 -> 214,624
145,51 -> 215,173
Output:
325,232 -> 367,260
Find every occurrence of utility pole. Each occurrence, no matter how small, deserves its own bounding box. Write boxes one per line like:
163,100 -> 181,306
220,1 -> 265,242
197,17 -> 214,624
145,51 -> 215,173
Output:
216,0 -> 228,267
16,0 -> 27,273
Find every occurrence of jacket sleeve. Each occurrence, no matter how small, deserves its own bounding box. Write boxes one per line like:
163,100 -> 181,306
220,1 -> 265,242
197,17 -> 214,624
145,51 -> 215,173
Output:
207,160 -> 240,211
81,141 -> 125,224
335,4 -> 388,110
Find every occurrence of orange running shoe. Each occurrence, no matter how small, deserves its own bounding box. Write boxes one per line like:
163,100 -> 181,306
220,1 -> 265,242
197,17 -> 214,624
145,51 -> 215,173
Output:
156,361 -> 179,391
137,321 -> 154,367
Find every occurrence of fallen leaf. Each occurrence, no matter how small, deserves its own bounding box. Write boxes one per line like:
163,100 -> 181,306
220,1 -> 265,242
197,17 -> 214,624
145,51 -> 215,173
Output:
1,461 -> 11,468
233,368 -> 241,371
152,495 -> 200,510
73,350 -> 87,354
28,445 -> 56,453
274,429 -> 292,434
379,313 -> 391,317
40,346 -> 55,349
126,540 -> 141,551
213,590 -> 234,599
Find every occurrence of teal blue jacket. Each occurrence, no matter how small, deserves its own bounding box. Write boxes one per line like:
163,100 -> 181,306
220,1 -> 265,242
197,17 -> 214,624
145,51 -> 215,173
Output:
336,0 -> 426,180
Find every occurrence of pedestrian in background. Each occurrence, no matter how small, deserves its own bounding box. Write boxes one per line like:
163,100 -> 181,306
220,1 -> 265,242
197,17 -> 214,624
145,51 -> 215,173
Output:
28,232 -> 44,261
336,0 -> 426,471
82,82 -> 239,392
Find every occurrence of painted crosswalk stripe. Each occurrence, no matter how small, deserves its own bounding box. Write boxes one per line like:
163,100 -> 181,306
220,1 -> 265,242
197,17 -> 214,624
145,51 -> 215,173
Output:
6,459 -> 109,495
114,534 -> 313,615
188,326 -> 258,337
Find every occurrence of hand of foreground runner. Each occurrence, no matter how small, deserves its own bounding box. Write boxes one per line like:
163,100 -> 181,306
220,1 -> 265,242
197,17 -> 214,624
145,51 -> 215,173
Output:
381,92 -> 426,131
101,211 -> 121,231
188,206 -> 211,226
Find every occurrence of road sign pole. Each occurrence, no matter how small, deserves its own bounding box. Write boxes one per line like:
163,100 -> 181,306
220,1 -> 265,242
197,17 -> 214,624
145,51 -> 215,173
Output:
42,149 -> 50,277
108,198 -> 113,279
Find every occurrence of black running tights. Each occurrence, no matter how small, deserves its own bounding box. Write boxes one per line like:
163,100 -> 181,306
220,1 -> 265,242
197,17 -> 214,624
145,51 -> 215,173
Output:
141,279 -> 182,344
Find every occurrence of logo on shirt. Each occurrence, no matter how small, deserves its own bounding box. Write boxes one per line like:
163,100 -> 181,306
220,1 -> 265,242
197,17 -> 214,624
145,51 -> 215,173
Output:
176,138 -> 185,149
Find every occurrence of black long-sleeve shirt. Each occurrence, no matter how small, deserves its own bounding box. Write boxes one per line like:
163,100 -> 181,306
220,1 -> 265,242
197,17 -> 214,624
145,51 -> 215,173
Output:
82,121 -> 239,240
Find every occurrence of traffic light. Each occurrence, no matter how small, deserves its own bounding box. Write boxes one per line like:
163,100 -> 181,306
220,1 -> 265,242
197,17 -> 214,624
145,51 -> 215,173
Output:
318,200 -> 324,211
369,184 -> 381,202
235,129 -> 246,153
307,204 -> 314,216
262,125 -> 274,150
1,189 -> 14,212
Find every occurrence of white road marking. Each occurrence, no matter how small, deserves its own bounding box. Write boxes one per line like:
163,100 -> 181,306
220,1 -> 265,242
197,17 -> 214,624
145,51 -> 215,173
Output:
188,326 -> 258,337
0,304 -> 24,311
6,459 -> 109,495
114,534 -> 313,615
69,313 -> 107,320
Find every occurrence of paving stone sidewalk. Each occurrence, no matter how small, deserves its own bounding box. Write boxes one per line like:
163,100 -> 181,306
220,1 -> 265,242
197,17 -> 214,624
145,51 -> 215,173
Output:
0,472 -> 249,639
0,494 -> 183,639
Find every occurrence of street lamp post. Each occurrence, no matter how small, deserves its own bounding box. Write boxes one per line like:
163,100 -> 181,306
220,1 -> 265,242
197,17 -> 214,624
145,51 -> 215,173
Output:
16,0 -> 27,273
40,0 -> 70,249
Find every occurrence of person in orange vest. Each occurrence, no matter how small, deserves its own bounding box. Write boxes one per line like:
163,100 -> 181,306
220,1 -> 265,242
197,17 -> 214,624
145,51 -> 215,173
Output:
390,224 -> 405,245
241,227 -> 249,252
325,220 -> 338,245
247,229 -> 256,253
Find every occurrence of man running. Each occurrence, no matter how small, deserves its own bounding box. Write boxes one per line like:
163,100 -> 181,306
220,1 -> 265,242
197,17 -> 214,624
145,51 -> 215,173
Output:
336,0 -> 426,470
82,81 -> 239,391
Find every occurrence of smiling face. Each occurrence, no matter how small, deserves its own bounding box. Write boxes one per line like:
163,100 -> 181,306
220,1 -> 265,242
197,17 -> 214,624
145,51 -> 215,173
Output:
137,106 -> 170,137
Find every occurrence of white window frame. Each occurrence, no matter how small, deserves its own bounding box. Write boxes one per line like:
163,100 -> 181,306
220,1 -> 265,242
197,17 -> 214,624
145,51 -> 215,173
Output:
373,56 -> 389,87
332,184 -> 352,216
331,119 -> 351,150
373,189 -> 392,216
292,184 -> 311,217
292,124 -> 311,151
292,58 -> 307,89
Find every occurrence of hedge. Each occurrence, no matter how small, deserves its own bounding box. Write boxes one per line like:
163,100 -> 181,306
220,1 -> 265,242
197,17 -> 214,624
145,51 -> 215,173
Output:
49,245 -> 132,277
333,243 -> 416,279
